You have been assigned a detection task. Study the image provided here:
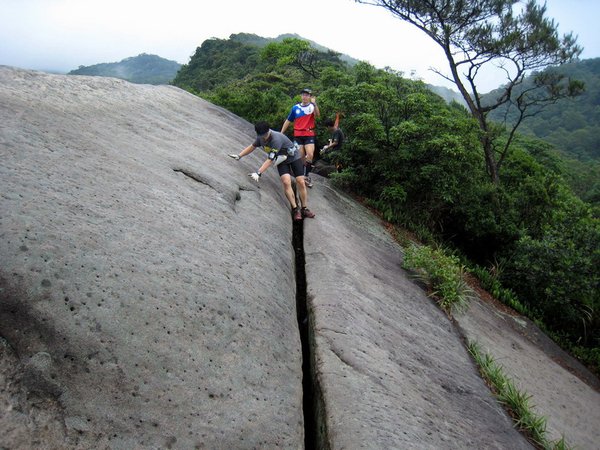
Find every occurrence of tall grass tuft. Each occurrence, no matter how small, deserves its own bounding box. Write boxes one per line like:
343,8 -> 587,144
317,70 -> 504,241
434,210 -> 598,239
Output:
402,243 -> 476,314
467,341 -> 572,450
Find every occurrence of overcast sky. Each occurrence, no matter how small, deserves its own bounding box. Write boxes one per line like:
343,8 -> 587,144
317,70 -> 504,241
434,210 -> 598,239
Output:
1,0 -> 599,92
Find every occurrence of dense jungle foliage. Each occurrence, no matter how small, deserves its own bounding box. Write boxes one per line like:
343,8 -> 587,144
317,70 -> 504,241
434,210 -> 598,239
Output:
172,35 -> 599,372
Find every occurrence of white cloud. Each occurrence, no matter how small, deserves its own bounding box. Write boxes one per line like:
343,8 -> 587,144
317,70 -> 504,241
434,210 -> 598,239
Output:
1,0 -> 597,91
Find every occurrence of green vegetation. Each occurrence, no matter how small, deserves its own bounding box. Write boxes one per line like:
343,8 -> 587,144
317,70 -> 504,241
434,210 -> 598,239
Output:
468,341 -> 572,449
469,264 -> 535,318
402,243 -> 475,313
486,58 -> 600,206
356,0 -> 583,184
68,53 -> 181,85
231,32 -> 361,67
487,58 -> 600,162
171,34 -> 599,373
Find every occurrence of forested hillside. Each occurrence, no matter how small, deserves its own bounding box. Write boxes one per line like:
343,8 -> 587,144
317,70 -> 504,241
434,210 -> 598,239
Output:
172,35 -> 599,373
230,32 -> 361,66
68,53 -> 181,85
172,33 -> 348,94
486,58 -> 600,161
485,58 -> 600,204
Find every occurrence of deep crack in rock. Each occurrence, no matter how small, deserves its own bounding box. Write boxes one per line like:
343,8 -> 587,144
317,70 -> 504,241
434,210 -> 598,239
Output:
293,219 -> 319,450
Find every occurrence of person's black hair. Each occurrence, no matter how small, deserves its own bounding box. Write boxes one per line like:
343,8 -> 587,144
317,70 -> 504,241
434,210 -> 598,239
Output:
254,121 -> 270,136
324,118 -> 335,127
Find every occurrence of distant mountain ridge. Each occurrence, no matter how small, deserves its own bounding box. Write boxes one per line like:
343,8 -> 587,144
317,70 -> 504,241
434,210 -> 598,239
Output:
426,84 -> 466,105
484,57 -> 600,162
68,53 -> 181,85
68,34 -> 463,99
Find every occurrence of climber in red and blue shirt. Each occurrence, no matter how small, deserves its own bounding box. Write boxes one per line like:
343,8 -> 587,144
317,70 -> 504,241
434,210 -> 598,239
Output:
281,88 -> 320,187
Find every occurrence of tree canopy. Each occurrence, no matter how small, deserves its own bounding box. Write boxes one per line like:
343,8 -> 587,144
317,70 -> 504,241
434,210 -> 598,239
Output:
355,0 -> 583,182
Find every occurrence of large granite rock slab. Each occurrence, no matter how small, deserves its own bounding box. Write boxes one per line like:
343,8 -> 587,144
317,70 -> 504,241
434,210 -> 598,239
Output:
454,297 -> 600,450
304,178 -> 532,449
0,67 -> 304,449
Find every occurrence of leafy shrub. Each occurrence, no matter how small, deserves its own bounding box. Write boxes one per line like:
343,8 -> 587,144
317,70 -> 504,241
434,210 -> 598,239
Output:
469,265 -> 537,318
501,189 -> 600,345
402,244 -> 475,313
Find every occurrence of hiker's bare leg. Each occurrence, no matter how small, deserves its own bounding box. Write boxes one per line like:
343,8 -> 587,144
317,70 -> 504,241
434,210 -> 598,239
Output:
281,174 -> 297,209
304,143 -> 315,162
296,176 -> 309,208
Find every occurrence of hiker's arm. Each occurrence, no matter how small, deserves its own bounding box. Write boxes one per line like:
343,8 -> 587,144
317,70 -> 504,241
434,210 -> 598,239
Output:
312,97 -> 320,118
334,112 -> 340,129
238,144 -> 256,158
257,158 -> 273,175
281,120 -> 291,134
248,155 -> 273,182
323,138 -> 337,152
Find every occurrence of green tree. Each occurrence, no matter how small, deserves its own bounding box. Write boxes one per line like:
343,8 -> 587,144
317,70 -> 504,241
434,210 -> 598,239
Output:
172,38 -> 262,92
261,38 -> 344,80
203,74 -> 292,126
355,0 -> 583,183
502,189 -> 600,344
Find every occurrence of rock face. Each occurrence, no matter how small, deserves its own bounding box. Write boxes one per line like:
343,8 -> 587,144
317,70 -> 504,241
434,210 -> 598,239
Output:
304,180 -> 532,449
454,297 -> 600,450
0,67 -> 304,449
5,66 -> 593,450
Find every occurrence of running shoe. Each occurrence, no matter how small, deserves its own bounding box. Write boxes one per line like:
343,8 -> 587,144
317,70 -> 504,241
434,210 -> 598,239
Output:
301,207 -> 315,219
293,207 -> 303,221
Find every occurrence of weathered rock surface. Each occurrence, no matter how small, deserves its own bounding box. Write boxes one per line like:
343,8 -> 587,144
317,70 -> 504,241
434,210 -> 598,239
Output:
3,66 -> 597,450
454,297 -> 600,450
304,180 -> 532,449
0,66 -> 304,449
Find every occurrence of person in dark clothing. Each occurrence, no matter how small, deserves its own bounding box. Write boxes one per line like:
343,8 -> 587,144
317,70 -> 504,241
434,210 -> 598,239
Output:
321,113 -> 345,172
229,121 -> 315,221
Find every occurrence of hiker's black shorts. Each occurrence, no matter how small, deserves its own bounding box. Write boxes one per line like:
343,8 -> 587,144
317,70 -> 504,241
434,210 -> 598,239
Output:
278,158 -> 305,178
294,136 -> 315,146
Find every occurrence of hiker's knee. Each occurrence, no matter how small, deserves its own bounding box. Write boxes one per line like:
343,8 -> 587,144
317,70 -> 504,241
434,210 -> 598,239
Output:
281,175 -> 292,188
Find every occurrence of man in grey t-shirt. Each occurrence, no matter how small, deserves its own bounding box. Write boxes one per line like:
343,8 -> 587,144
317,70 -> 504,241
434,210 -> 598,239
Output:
229,121 -> 315,222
